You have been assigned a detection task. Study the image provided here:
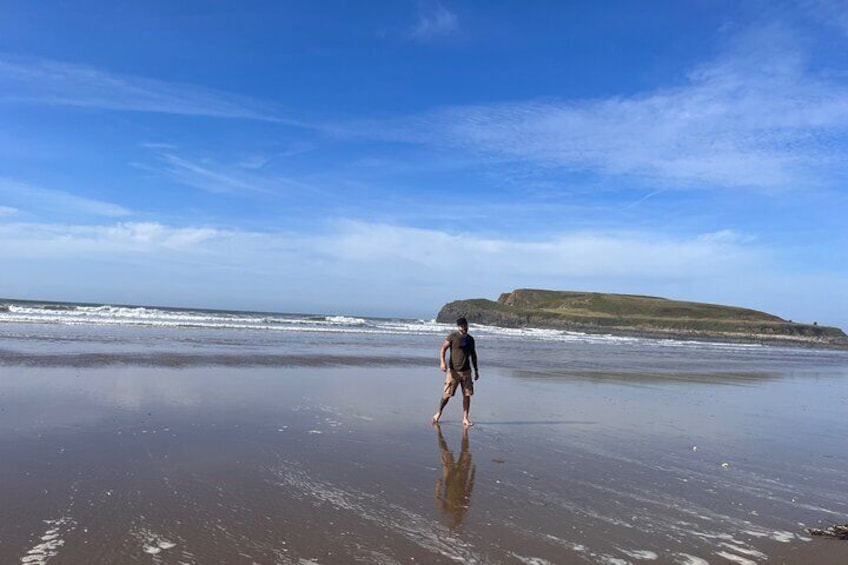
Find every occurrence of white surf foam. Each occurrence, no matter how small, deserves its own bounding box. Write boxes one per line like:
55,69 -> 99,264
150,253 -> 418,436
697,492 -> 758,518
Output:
673,554 -> 710,565
511,554 -> 555,565
719,542 -> 766,559
133,528 -> 178,558
600,557 -> 630,565
620,549 -> 659,560
20,517 -> 75,565
714,551 -> 757,565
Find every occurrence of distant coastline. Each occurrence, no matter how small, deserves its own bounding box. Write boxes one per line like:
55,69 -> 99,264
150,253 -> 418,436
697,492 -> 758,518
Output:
437,289 -> 848,349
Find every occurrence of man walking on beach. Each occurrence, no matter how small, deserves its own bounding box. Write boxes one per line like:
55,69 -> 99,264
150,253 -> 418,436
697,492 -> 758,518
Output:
433,317 -> 479,427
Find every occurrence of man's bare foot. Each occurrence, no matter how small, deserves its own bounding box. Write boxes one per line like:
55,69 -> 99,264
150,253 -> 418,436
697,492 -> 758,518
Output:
463,419 -> 474,427
432,413 -> 441,425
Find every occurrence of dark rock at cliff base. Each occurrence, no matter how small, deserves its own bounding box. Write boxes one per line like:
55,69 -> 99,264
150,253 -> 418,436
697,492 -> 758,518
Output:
436,289 -> 848,347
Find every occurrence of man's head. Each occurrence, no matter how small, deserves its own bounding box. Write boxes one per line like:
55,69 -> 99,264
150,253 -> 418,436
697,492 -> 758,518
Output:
456,317 -> 468,334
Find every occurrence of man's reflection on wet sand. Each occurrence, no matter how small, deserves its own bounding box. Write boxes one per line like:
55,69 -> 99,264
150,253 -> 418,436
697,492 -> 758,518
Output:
434,424 -> 476,530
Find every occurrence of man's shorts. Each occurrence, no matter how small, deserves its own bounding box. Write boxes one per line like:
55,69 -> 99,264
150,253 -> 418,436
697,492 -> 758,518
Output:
442,369 -> 474,399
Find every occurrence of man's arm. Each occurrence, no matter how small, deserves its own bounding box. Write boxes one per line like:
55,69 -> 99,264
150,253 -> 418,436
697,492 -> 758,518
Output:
439,340 -> 450,372
471,342 -> 479,380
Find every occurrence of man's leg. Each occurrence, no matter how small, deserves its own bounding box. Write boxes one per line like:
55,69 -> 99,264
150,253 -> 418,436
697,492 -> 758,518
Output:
462,395 -> 473,427
434,372 -> 457,424
433,396 -> 450,424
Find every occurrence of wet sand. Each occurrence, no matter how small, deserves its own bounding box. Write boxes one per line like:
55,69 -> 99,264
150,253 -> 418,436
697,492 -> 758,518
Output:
1,364 -> 846,564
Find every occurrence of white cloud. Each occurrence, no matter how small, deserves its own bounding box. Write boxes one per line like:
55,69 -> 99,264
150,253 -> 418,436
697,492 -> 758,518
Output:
103,222 -> 220,248
383,25 -> 848,191
0,221 -> 219,255
3,218 -> 845,325
0,55 -> 298,124
2,219 -> 756,274
141,142 -> 178,150
696,229 -> 754,244
318,221 -> 745,277
0,206 -> 18,217
410,1 -> 458,40
0,218 -> 772,312
0,178 -> 131,218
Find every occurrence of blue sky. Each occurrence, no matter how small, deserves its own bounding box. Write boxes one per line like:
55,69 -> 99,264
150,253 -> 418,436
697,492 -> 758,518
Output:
1,1 -> 847,326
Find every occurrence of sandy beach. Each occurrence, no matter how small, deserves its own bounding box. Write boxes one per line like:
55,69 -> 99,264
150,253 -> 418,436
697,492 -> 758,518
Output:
1,353 -> 846,564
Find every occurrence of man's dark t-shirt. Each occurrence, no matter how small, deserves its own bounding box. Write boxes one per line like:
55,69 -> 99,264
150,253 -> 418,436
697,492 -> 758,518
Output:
447,331 -> 476,371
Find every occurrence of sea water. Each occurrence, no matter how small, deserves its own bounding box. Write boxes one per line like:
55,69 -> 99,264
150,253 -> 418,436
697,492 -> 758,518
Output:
3,298 -> 844,372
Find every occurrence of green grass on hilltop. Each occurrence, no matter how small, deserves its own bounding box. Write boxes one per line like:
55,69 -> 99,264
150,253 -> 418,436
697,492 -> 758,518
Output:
498,289 -> 785,323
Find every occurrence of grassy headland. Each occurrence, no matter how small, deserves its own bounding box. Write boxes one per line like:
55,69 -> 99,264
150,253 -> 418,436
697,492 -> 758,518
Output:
436,289 -> 848,347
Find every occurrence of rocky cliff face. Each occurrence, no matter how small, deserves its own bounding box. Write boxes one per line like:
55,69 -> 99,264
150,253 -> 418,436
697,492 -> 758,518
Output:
438,298 -> 531,328
436,289 -> 848,347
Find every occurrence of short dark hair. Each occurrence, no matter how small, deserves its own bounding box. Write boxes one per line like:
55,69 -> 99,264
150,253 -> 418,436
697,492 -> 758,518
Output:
456,317 -> 468,327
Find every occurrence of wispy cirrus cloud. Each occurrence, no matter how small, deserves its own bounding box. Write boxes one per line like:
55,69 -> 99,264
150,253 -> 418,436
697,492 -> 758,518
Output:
131,148 -> 312,195
410,1 -> 458,40
134,152 -> 314,195
236,143 -> 317,170
0,55 -> 300,124
384,25 -> 848,191
155,154 -> 273,195
0,178 -> 131,219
